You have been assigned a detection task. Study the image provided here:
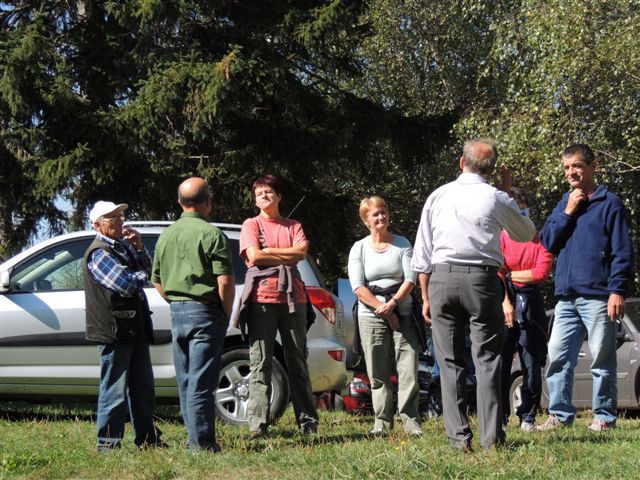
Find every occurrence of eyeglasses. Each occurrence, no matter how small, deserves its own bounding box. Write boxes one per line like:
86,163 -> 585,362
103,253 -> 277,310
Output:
100,214 -> 125,222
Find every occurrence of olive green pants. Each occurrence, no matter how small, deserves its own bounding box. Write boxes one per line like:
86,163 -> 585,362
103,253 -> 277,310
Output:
359,313 -> 421,432
247,303 -> 319,433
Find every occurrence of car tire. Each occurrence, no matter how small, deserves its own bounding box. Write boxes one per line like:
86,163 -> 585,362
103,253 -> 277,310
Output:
215,348 -> 289,426
425,385 -> 443,418
509,375 -> 523,417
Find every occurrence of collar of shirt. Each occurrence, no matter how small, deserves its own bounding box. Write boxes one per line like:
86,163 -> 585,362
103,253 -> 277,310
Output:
456,171 -> 488,185
95,232 -> 116,246
180,211 -> 207,221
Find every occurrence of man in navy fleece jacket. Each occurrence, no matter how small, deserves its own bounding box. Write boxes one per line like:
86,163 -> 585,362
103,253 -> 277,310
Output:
537,144 -> 633,433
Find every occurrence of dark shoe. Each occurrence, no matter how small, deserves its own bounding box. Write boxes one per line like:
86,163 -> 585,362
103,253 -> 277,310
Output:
250,422 -> 269,440
205,443 -> 222,453
302,422 -> 318,435
97,441 -> 121,453
250,427 -> 268,440
452,441 -> 473,453
186,442 -> 221,453
138,440 -> 169,450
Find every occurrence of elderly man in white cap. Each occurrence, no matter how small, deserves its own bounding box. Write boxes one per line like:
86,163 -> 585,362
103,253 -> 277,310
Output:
83,201 -> 164,452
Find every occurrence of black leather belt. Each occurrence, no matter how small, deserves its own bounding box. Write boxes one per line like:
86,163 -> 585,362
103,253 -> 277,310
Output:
172,299 -> 220,306
433,263 -> 498,273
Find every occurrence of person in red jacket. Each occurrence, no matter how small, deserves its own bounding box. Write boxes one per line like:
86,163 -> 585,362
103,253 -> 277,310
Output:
499,188 -> 553,432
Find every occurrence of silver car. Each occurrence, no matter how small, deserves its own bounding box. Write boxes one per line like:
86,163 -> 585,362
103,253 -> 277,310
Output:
0,222 -> 348,425
509,298 -> 640,415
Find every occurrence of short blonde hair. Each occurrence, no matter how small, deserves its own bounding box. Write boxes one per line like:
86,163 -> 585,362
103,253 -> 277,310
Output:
359,196 -> 388,226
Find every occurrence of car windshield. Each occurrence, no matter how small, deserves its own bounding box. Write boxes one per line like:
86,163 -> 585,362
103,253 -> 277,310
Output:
9,240 -> 90,291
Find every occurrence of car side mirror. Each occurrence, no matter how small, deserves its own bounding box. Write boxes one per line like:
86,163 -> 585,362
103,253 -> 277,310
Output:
0,269 -> 10,293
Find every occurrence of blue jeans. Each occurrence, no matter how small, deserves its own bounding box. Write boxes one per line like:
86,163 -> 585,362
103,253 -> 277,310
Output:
96,343 -> 160,450
546,296 -> 617,424
170,301 -> 228,450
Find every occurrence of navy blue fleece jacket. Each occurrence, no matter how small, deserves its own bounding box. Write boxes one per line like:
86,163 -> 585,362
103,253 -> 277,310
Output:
540,185 -> 633,298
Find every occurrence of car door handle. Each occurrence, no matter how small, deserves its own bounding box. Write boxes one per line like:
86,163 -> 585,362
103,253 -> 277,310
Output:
578,351 -> 587,357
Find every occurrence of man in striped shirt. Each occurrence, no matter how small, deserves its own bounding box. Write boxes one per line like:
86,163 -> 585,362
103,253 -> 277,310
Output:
83,200 -> 163,452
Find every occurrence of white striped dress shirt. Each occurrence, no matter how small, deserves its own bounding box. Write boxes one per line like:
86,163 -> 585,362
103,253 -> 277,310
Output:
411,172 -> 536,273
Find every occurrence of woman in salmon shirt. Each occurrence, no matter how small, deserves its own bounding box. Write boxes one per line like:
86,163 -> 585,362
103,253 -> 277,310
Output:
500,188 -> 553,432
236,174 -> 319,439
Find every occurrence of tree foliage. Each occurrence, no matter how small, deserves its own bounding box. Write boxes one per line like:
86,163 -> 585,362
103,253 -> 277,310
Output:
0,0 -> 450,279
351,0 -> 639,293
1,0 -> 638,291
455,0 -> 640,290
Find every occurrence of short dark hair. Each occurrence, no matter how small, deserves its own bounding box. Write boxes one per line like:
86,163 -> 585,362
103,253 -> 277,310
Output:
252,174 -> 282,199
562,144 -> 595,165
178,181 -> 211,207
463,138 -> 498,175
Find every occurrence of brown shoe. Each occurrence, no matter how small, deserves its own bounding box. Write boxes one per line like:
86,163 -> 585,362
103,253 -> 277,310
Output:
250,427 -> 268,440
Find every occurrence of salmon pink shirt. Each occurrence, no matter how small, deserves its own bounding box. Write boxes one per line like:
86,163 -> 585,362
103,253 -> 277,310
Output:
240,215 -> 308,304
500,230 -> 552,286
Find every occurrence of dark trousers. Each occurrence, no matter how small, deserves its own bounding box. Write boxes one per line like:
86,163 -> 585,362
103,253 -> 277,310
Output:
501,325 -> 545,424
429,264 -> 505,449
501,285 -> 548,424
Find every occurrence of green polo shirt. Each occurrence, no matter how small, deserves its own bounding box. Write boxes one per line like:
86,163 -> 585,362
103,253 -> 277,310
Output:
151,212 -> 234,302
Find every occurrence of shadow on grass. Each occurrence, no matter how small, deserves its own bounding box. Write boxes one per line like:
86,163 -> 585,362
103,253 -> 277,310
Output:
536,432 -> 618,445
231,433 -> 390,452
0,401 -> 184,424
0,401 -> 96,422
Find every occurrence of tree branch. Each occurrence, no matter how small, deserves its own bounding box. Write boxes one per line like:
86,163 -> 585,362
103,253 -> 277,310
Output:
596,149 -> 640,173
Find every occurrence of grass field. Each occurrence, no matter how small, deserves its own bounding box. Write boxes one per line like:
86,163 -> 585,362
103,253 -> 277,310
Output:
1,402 -> 640,479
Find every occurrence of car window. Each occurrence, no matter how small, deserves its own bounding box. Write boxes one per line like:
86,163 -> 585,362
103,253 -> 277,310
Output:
141,234 -> 248,285
9,239 -> 92,292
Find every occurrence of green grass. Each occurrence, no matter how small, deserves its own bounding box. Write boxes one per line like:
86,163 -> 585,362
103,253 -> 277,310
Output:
2,402 -> 640,479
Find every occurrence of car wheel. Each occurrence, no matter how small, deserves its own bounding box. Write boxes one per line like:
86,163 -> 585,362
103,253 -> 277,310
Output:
509,375 -> 523,416
215,348 -> 289,426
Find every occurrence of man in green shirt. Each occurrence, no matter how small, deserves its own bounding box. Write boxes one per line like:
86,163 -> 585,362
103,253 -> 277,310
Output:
151,177 -> 235,451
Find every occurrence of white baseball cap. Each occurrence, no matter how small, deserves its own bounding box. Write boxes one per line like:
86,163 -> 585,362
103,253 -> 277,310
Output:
89,201 -> 129,224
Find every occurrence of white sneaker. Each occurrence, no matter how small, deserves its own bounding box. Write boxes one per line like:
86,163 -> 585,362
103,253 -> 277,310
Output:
403,419 -> 423,436
520,421 -> 536,432
588,419 -> 615,432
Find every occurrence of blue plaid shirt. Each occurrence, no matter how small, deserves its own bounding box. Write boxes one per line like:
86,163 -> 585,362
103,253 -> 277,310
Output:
87,233 -> 152,297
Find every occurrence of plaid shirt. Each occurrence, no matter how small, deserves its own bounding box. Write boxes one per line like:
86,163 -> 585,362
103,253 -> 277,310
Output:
87,233 -> 152,297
